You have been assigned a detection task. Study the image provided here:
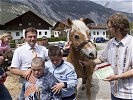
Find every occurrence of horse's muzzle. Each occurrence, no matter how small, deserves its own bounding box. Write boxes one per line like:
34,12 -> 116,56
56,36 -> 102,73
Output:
86,50 -> 97,59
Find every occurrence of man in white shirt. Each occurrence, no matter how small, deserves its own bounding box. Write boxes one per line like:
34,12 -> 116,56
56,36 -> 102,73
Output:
80,13 -> 133,100
10,27 -> 49,82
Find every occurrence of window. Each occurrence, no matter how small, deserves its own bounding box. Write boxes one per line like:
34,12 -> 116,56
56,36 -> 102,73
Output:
93,31 -> 95,35
45,32 -> 47,35
97,31 -> 99,35
39,32 -> 41,35
103,32 -> 105,35
16,32 -> 20,36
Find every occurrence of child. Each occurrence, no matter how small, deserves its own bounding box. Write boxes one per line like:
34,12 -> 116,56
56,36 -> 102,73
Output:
0,33 -> 12,64
46,46 -> 78,100
20,57 -> 61,100
0,33 -> 12,99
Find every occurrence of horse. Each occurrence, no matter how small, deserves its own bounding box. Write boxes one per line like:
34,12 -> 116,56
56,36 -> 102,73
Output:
66,18 -> 97,100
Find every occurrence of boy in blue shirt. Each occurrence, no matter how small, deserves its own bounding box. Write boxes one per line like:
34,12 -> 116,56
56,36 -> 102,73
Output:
20,57 -> 61,100
46,46 -> 77,100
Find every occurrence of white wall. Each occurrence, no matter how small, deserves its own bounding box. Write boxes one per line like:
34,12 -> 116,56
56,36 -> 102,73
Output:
90,29 -> 108,41
3,29 -> 51,40
54,31 -> 60,37
4,30 -> 23,40
53,29 -> 70,39
23,29 -> 51,38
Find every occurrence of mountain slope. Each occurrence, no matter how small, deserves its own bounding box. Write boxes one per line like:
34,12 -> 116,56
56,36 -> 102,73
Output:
0,0 -> 132,25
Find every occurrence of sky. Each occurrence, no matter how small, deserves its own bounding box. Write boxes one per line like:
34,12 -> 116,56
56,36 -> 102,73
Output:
90,0 -> 133,13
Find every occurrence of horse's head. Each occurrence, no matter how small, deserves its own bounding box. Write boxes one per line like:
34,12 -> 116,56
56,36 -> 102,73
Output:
67,18 -> 97,59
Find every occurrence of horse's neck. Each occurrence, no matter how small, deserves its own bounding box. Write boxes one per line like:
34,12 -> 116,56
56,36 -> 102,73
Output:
67,46 -> 81,64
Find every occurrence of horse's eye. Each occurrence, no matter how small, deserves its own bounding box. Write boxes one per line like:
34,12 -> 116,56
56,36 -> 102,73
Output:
74,35 -> 79,39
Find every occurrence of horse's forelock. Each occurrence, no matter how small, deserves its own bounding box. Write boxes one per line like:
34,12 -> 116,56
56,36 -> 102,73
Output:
72,20 -> 90,39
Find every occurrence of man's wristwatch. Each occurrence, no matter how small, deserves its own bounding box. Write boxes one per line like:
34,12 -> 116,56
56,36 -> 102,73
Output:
117,74 -> 121,80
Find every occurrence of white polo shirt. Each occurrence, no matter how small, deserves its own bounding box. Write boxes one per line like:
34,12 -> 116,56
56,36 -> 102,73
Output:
11,43 -> 49,70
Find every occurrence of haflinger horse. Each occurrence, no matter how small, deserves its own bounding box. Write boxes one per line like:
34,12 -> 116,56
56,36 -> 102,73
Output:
66,18 -> 97,100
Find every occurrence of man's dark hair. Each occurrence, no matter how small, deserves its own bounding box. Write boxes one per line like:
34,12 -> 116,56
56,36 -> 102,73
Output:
25,27 -> 37,37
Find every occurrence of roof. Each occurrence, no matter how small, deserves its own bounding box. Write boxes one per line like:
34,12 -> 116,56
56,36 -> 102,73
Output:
5,10 -> 53,27
52,20 -> 70,31
83,18 -> 95,25
90,25 -> 107,29
52,18 -> 95,31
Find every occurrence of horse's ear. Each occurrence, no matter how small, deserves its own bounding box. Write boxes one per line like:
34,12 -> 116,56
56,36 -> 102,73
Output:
80,18 -> 85,23
80,18 -> 84,21
67,18 -> 73,26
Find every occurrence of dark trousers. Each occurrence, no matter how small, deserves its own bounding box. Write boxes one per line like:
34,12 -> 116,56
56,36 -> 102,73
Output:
62,94 -> 75,100
0,67 -> 12,100
111,93 -> 133,100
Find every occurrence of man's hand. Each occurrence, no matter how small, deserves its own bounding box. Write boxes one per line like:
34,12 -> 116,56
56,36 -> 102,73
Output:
94,62 -> 110,71
103,74 -> 119,82
63,41 -> 71,50
51,82 -> 64,94
23,68 -> 32,79
23,69 -> 36,84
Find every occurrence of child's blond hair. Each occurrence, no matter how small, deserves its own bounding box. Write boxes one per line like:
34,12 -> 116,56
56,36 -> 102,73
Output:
0,33 -> 13,40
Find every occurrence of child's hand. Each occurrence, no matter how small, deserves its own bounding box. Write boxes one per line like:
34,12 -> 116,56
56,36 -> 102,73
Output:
35,89 -> 41,99
51,82 -> 64,94
2,46 -> 10,52
0,56 -> 4,64
0,72 -> 8,83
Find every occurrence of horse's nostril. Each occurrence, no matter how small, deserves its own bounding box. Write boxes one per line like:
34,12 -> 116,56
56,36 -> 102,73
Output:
89,53 -> 93,56
89,53 -> 94,58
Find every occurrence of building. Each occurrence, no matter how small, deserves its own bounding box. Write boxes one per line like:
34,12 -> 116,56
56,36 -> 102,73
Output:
52,18 -> 95,41
0,10 -> 53,42
52,20 -> 70,38
90,25 -> 109,42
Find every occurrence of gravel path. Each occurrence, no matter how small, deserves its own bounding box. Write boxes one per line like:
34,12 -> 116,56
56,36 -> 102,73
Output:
4,71 -> 111,100
77,73 -> 111,100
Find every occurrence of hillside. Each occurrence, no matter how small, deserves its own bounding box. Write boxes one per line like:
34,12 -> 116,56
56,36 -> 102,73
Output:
0,0 -> 133,25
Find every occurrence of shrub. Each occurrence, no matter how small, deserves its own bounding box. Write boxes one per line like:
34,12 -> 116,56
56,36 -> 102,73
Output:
37,37 -> 67,42
10,43 -> 16,48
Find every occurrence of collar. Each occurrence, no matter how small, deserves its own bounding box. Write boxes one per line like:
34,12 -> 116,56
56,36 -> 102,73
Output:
25,42 -> 38,50
113,34 -> 129,47
55,60 -> 64,67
